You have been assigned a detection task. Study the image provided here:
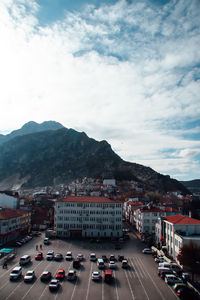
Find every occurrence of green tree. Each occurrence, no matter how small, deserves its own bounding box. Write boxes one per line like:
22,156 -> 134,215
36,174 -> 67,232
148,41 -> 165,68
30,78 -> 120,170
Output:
177,241 -> 200,280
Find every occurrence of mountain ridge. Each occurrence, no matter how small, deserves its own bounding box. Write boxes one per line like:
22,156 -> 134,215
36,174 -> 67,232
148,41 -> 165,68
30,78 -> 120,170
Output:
0,121 -> 190,194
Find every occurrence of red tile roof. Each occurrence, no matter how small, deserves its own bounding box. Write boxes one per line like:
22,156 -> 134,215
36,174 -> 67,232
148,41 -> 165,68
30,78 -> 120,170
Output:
140,208 -> 164,213
164,207 -> 180,213
165,215 -> 200,224
0,207 -> 25,220
58,196 -> 122,204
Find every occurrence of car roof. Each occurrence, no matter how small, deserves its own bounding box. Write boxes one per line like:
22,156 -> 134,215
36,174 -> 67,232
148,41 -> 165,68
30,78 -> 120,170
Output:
105,269 -> 112,274
13,266 -> 22,271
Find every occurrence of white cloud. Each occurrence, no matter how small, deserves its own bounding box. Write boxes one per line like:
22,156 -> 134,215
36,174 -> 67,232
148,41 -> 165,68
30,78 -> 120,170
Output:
0,0 -> 199,181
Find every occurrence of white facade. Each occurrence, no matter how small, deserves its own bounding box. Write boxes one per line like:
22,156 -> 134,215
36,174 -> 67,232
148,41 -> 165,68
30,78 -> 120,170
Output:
164,215 -> 200,260
135,208 -> 166,235
55,196 -> 122,238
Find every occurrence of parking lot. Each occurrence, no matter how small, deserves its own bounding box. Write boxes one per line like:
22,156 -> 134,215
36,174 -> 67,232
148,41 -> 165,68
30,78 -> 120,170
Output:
0,232 -> 179,300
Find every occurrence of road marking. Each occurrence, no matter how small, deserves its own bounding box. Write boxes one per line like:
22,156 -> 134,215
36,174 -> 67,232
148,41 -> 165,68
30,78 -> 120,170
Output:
124,269 -> 135,300
137,257 -> 169,300
85,263 -> 93,300
130,259 -> 150,300
113,270 -> 120,300
135,257 -> 147,278
101,270 -> 104,300
130,258 -> 144,279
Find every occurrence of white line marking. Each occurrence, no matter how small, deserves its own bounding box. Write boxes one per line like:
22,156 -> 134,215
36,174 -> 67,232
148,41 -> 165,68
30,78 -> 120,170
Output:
124,269 -> 135,300
85,263 -> 93,300
130,259 -> 150,300
114,270 -> 119,300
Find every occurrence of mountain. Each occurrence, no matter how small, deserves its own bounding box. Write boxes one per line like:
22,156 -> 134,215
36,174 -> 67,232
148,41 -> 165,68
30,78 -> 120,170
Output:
0,123 -> 189,194
0,121 -> 64,146
181,180 -> 200,193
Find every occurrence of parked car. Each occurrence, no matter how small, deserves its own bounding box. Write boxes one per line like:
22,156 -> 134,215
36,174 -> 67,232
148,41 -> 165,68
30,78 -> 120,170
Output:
109,255 -> 116,261
102,255 -> 108,262
73,260 -> 81,268
142,248 -> 152,254
19,255 -> 31,266
176,286 -> 199,300
122,259 -> 129,268
10,266 -> 22,280
46,250 -> 54,260
160,269 -> 173,280
35,252 -> 43,260
173,283 -> 188,292
104,269 -> 113,283
40,271 -> 52,282
66,251 -> 72,260
24,270 -> 35,282
54,253 -> 63,261
155,257 -> 165,263
109,261 -> 116,269
56,269 -> 65,280
118,255 -> 125,262
49,279 -> 60,291
67,270 -> 77,281
165,274 -> 183,285
77,254 -> 83,261
44,238 -> 50,245
90,253 -> 97,261
92,271 -> 101,281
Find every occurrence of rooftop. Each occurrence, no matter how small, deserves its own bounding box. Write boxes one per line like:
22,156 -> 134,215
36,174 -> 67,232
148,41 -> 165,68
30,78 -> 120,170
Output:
57,196 -> 122,204
165,215 -> 200,225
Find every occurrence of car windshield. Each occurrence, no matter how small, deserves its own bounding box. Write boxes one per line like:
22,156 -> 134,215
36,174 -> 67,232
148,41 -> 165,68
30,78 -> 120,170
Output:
11,270 -> 19,274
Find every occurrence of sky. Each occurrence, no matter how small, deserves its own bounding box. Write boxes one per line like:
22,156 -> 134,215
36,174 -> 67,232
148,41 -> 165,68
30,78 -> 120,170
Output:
0,0 -> 200,181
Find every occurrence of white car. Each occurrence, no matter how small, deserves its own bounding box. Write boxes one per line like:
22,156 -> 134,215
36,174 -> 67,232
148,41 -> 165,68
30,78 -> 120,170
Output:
49,279 -> 60,291
165,274 -> 183,285
90,253 -> 97,261
155,257 -> 165,263
142,248 -> 152,254
92,271 -> 101,281
66,251 -> 72,260
109,261 -> 116,269
24,270 -> 35,282
46,250 -> 54,260
77,253 -> 84,261
10,266 -> 22,280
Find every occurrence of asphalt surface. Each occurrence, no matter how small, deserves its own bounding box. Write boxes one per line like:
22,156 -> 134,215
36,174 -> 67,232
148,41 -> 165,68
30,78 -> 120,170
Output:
0,232 -> 179,300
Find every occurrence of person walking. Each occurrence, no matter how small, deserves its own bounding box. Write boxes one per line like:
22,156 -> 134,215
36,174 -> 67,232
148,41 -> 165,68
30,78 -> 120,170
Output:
40,244 -> 42,250
36,245 -> 38,251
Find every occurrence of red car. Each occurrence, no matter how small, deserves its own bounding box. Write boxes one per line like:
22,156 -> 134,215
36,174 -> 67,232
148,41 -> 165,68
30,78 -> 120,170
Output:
35,252 -> 43,260
56,269 -> 65,280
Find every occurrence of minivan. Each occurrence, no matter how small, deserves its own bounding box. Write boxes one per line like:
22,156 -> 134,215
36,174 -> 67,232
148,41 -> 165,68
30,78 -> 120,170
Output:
19,255 -> 31,265
10,266 -> 22,280
97,258 -> 105,269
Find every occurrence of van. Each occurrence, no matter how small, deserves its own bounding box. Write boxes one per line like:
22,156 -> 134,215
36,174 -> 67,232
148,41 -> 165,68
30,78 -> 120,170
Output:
97,258 -> 105,269
19,255 -> 31,265
104,269 -> 113,283
10,266 -> 22,280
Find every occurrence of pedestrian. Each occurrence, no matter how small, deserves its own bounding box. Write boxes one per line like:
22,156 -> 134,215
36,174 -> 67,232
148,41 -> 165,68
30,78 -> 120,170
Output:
40,244 -> 42,250
36,245 -> 38,251
4,262 -> 7,269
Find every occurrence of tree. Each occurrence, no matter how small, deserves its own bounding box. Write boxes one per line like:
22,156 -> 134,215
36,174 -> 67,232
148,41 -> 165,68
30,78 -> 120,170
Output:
177,241 -> 200,280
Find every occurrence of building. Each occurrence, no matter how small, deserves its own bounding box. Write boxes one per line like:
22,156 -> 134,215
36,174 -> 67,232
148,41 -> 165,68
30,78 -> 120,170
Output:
0,192 -> 19,209
55,196 -> 122,238
0,207 -> 31,246
163,215 -> 200,260
103,179 -> 116,186
135,207 -> 166,236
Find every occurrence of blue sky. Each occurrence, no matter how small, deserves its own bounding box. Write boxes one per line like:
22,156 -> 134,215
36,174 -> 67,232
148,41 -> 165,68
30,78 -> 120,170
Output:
0,0 -> 200,181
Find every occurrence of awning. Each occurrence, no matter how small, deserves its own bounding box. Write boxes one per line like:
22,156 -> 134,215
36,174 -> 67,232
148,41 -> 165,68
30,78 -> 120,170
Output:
0,248 -> 14,253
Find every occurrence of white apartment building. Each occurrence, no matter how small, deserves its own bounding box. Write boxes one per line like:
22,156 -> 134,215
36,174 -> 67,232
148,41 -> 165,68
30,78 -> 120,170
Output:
164,215 -> 200,261
135,208 -> 166,236
55,196 -> 122,238
0,207 -> 31,245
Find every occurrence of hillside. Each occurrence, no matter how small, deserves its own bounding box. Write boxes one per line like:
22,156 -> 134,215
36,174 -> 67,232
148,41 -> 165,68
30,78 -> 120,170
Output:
181,180 -> 200,193
0,122 -> 189,194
